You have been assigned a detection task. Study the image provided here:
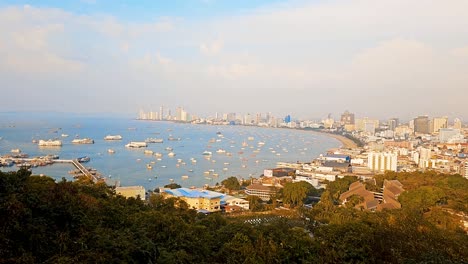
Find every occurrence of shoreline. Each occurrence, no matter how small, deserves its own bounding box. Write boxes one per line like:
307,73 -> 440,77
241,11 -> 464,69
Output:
135,119 -> 359,149
307,130 -> 358,149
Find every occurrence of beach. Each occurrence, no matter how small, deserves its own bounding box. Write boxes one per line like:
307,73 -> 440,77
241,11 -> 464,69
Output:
308,131 -> 358,149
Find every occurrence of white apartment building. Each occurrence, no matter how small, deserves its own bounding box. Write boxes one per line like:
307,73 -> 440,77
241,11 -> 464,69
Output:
367,152 -> 398,172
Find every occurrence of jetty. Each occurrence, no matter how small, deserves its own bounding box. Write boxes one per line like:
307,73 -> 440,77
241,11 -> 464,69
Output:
10,158 -> 102,183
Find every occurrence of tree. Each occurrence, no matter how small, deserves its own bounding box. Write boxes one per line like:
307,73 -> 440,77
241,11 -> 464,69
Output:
164,183 -> 181,189
282,181 -> 317,208
221,176 -> 240,191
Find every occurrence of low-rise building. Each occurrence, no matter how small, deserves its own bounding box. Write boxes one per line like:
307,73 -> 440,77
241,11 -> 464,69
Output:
245,183 -> 277,201
115,186 -> 145,200
163,188 -> 223,212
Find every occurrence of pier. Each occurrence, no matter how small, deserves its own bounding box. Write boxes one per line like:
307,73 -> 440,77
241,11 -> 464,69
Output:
9,158 -> 101,183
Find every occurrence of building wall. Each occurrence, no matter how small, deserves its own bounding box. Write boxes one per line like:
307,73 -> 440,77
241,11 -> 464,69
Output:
367,152 -> 398,172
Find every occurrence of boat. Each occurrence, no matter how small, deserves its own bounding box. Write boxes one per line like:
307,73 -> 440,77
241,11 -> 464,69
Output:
168,152 -> 176,157
104,135 -> 123,140
108,149 -> 115,154
182,175 -> 189,179
154,152 -> 163,157
168,137 -> 181,141
202,151 -> 212,156
125,142 -> 147,148
248,136 -> 254,141
72,138 -> 94,144
165,147 -> 173,151
38,139 -> 62,146
61,134 -> 69,137
145,138 -> 164,143
144,150 -> 154,155
11,149 -> 21,153
146,164 -> 153,169
77,156 -> 90,163
216,149 -> 226,153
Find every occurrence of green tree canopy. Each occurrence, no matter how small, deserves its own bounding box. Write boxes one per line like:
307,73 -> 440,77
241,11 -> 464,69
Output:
221,176 -> 240,191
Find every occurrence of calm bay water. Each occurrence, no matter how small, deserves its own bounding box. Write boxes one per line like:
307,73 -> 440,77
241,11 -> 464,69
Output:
0,113 -> 339,190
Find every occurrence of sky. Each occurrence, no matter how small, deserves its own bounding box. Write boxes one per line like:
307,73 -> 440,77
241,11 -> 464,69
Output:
1,0 -> 468,121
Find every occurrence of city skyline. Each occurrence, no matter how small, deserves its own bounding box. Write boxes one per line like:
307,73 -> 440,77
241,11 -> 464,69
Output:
1,1 -> 468,120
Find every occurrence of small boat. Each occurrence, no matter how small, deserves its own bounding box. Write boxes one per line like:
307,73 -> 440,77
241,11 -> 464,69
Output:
216,149 -> 226,153
108,149 -> 115,154
11,149 -> 21,153
77,156 -> 90,163
167,152 -> 176,157
165,147 -> 173,151
145,138 -> 164,143
104,135 -> 122,140
61,134 -> 69,137
144,150 -> 154,155
146,164 -> 153,169
72,138 -> 94,144
182,175 -> 189,179
202,151 -> 212,156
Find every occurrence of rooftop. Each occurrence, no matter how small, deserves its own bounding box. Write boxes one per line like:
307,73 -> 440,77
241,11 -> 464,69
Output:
164,188 -> 224,199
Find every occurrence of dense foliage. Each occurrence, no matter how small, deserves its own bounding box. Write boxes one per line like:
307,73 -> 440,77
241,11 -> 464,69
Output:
1,169 -> 467,263
221,176 -> 240,191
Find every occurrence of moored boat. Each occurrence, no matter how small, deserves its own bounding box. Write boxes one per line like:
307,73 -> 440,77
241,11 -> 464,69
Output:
104,135 -> 123,140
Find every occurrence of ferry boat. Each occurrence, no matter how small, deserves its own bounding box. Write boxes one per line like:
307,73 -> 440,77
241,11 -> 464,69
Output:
125,142 -> 147,148
104,135 -> 122,140
77,156 -> 90,163
145,138 -> 164,143
38,139 -> 62,147
72,138 -> 94,144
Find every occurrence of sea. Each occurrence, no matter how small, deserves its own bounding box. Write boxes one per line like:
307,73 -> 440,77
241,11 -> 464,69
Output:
0,112 -> 340,191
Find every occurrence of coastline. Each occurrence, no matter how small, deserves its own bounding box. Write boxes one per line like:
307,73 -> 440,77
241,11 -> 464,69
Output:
308,130 -> 358,149
135,119 -> 359,150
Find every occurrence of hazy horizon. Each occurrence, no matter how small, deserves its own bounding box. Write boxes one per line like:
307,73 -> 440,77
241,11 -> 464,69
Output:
1,1 -> 467,121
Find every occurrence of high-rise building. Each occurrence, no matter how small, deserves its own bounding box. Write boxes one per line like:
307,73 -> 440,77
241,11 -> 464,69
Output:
176,107 -> 183,121
159,106 -> 164,120
453,118 -> 462,129
340,110 -> 355,126
367,152 -> 398,172
439,128 -> 463,143
355,118 -> 379,132
284,115 -> 291,123
431,117 -> 448,134
413,116 -> 430,134
388,118 -> 399,131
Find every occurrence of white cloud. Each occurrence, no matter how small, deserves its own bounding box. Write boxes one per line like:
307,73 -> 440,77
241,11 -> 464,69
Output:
1,1 -> 468,118
200,39 -> 223,56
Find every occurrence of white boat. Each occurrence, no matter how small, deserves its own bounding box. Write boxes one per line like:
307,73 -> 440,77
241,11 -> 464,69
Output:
146,164 -> 153,169
202,151 -> 212,156
108,149 -> 115,154
38,139 -> 62,147
145,138 -> 164,143
165,147 -> 173,151
11,149 -> 21,153
72,138 -> 94,144
154,152 -> 163,157
248,137 -> 254,141
144,150 -> 154,155
182,175 -> 189,179
216,149 -> 226,153
125,142 -> 147,148
104,135 -> 122,140
168,152 -> 176,157
61,134 -> 69,137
